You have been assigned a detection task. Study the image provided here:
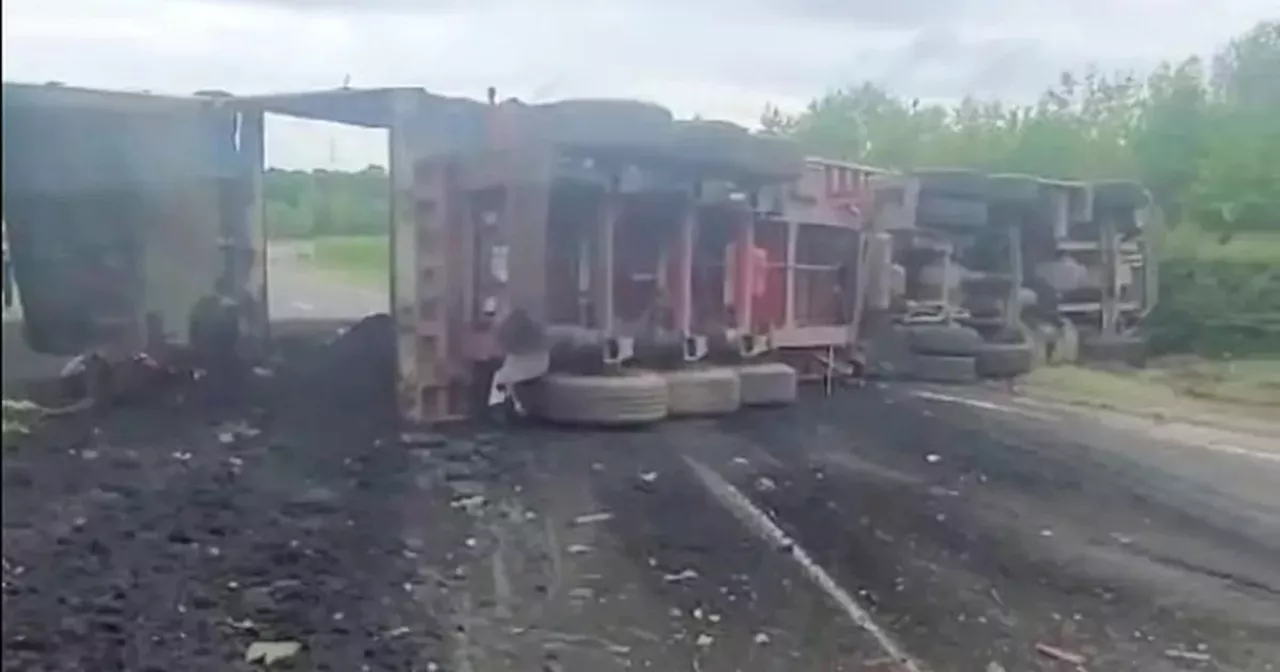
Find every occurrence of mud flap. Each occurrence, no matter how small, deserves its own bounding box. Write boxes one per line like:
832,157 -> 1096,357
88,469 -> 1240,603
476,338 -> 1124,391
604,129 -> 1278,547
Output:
488,349 -> 551,412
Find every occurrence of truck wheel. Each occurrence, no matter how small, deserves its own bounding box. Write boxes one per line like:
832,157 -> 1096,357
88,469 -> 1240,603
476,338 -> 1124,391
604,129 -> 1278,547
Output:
1091,180 -> 1149,211
911,354 -> 978,384
906,325 -> 983,356
671,120 -> 751,168
988,173 -> 1041,206
916,194 -> 989,228
743,133 -> 805,180
533,371 -> 669,427
974,342 -> 1035,379
660,366 -> 742,417
1080,333 -> 1148,368
543,99 -> 673,148
912,168 -> 989,198
736,362 -> 798,406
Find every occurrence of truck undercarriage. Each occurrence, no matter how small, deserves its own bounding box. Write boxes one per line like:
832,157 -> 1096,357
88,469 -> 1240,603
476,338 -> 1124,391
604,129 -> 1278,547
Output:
1,82 -> 1155,424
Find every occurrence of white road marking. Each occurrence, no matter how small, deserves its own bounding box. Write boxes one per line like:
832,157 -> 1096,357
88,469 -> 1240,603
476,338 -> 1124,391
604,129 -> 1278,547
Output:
926,390 -> 1280,465
684,457 -> 924,672
289,301 -> 316,312
911,390 -> 1059,421
1147,423 -> 1280,464
1198,442 -> 1280,463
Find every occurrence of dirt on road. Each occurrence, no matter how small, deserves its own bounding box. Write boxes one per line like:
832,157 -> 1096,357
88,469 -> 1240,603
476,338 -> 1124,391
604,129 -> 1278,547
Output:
3,337 -> 1278,671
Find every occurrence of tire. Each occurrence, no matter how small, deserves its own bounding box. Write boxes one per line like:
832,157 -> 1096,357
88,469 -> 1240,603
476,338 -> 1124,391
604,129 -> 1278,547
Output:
736,362 -> 798,406
659,367 -> 742,416
916,194 -> 988,228
906,325 -> 983,356
987,173 -> 1041,206
542,99 -> 674,148
532,371 -> 669,427
672,120 -> 748,159
739,133 -> 805,180
912,354 -> 978,384
1091,180 -> 1149,211
913,168 -> 989,198
546,325 -> 608,375
1080,333 -> 1147,367
974,342 -> 1034,379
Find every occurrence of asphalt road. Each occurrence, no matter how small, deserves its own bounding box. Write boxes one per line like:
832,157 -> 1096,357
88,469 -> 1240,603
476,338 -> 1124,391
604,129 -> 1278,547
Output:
265,242 -> 387,322
4,259 -> 1278,671
413,385 -> 1280,671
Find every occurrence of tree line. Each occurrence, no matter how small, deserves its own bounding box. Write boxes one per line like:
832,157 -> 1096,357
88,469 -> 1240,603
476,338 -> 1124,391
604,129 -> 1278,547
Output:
761,20 -> 1279,243
264,165 -> 389,239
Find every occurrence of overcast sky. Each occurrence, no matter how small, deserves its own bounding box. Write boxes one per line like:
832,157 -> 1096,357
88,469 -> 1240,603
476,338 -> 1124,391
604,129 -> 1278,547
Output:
4,0 -> 1276,169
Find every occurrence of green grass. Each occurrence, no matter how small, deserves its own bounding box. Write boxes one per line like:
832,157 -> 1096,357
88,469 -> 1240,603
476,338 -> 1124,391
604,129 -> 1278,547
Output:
1160,226 -> 1280,263
1023,358 -> 1280,424
309,236 -> 389,288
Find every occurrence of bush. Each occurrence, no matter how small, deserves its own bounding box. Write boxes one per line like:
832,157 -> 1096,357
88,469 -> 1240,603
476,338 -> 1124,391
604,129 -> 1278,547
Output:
1148,256 -> 1280,357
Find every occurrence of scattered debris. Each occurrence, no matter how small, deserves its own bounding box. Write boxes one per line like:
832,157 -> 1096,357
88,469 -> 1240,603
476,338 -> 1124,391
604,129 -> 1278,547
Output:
1036,643 -> 1086,665
451,495 -> 487,512
217,421 -> 261,444
986,661 -> 1007,672
573,512 -> 614,525
695,633 -> 714,647
755,476 -> 777,492
400,431 -> 447,447
925,454 -> 941,464
1165,649 -> 1212,662
662,569 -> 700,583
753,632 -> 771,645
639,471 -> 659,483
566,544 -> 593,555
244,640 -> 302,666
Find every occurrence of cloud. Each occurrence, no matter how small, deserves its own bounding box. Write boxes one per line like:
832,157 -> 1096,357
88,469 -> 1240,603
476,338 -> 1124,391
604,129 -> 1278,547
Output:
3,0 -> 1275,167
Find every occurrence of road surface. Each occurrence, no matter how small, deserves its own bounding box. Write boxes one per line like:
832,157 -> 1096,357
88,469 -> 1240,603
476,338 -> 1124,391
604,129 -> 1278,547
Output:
265,242 -> 387,322
3,263 -> 1278,671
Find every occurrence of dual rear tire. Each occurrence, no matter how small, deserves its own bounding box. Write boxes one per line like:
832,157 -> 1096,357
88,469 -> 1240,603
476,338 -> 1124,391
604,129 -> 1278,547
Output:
524,361 -> 800,427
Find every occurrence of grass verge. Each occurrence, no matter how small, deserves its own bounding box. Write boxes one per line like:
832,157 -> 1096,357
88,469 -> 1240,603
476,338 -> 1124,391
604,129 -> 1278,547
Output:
308,236 -> 389,288
1022,358 -> 1280,426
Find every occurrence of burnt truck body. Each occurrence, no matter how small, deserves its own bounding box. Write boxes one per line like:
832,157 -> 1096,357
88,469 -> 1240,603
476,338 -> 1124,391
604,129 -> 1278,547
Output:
0,84 -> 882,423
1,83 -> 266,366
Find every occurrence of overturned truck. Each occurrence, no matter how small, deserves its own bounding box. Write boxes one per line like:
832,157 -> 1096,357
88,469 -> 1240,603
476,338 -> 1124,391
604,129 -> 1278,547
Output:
861,168 -> 1156,381
1,82 -> 1155,426
1,83 -> 883,425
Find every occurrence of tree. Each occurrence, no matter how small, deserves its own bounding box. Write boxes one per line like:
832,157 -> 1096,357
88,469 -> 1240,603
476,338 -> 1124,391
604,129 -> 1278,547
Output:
262,166 -> 390,239
1194,21 -> 1280,239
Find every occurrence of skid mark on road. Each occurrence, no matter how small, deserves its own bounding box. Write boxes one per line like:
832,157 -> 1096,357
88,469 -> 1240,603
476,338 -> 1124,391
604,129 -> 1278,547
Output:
684,456 -> 925,672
